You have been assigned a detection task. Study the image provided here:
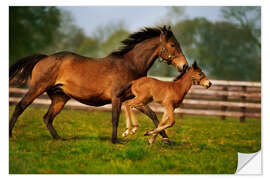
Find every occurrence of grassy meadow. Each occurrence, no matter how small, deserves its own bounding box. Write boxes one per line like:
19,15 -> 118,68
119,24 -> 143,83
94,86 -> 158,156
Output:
9,106 -> 261,174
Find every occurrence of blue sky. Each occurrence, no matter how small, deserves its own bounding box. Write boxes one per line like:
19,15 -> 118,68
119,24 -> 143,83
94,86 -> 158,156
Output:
59,6 -> 222,36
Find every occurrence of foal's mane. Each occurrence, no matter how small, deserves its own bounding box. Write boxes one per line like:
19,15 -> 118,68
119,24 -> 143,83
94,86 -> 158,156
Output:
111,26 -> 173,56
173,67 -> 191,81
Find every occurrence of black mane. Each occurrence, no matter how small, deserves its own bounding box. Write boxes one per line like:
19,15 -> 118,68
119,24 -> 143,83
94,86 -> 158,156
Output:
173,67 -> 191,81
111,26 -> 173,56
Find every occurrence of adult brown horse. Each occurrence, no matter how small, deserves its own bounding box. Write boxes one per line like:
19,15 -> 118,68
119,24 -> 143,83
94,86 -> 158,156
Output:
9,26 -> 188,144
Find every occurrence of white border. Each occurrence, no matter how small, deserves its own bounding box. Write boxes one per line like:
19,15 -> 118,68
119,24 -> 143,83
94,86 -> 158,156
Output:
7,0 -> 264,6
2,0 -> 269,179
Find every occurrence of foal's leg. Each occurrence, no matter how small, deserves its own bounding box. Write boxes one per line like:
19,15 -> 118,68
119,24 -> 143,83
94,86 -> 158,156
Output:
43,91 -> 70,140
122,97 -> 146,136
9,87 -> 46,137
146,111 -> 169,144
146,105 -> 175,136
136,105 -> 171,143
122,103 -> 139,137
130,109 -> 139,134
122,103 -> 132,137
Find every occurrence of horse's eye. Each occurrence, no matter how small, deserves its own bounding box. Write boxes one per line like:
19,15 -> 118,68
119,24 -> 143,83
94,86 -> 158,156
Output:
171,44 -> 175,47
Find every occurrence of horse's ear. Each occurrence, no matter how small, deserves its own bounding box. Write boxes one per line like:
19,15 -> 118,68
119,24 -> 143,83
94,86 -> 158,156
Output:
160,26 -> 167,42
163,25 -> 167,31
161,25 -> 167,34
160,31 -> 166,43
192,61 -> 198,69
168,26 -> 171,31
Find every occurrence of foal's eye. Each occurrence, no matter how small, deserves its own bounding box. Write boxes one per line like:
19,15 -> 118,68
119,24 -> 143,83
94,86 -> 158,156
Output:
170,44 -> 175,47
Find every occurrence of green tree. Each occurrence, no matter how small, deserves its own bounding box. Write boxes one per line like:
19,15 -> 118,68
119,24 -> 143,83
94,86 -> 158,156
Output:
173,18 -> 260,81
44,10 -> 100,58
93,22 -> 129,57
9,7 -> 61,64
221,6 -> 261,48
100,29 -> 129,57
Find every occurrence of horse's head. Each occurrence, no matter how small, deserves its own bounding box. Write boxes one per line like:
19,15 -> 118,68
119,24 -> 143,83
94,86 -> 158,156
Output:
190,61 -> 212,89
159,25 -> 188,72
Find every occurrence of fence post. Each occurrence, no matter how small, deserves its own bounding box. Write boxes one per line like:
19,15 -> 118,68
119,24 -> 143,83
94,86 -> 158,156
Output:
240,86 -> 247,122
221,86 -> 228,120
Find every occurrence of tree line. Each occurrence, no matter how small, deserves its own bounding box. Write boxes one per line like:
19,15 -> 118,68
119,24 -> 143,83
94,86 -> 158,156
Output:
9,6 -> 261,81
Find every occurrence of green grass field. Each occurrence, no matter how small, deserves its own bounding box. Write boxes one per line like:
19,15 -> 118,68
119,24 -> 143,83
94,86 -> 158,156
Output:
9,106 -> 261,174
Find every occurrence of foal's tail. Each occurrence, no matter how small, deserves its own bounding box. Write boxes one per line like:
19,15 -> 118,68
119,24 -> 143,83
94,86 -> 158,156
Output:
9,54 -> 48,86
116,82 -> 133,97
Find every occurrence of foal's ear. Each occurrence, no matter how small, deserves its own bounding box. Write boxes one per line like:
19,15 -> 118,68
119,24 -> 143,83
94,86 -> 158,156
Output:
192,61 -> 199,69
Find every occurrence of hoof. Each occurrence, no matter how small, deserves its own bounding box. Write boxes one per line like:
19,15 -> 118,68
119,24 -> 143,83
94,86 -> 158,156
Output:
122,129 -> 130,137
54,137 -> 67,141
144,130 -> 153,136
162,138 -> 172,145
112,139 -> 122,144
148,135 -> 157,145
144,131 -> 150,136
131,127 -> 137,134
148,139 -> 154,145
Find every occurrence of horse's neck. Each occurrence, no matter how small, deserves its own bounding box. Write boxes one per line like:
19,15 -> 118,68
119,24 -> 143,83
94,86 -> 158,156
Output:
174,70 -> 193,92
124,37 -> 160,75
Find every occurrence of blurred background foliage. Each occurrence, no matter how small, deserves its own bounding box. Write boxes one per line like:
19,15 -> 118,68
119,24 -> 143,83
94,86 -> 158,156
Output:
9,6 -> 261,81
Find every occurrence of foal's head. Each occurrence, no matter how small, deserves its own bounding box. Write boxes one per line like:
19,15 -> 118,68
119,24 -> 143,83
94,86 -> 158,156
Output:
190,61 -> 212,89
159,26 -> 188,72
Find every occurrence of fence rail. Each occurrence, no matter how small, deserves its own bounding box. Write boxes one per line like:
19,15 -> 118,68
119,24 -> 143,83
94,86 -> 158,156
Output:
9,78 -> 261,121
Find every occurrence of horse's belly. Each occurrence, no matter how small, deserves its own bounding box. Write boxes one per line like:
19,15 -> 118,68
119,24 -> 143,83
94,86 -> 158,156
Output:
67,91 -> 112,106
73,96 -> 111,106
58,82 -> 112,106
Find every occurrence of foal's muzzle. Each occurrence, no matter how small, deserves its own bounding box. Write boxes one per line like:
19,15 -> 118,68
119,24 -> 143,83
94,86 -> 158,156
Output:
200,78 -> 212,89
205,81 -> 212,89
207,81 -> 212,89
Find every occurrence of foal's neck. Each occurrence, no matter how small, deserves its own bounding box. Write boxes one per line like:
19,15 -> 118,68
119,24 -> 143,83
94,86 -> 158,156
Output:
124,37 -> 160,75
174,69 -> 193,92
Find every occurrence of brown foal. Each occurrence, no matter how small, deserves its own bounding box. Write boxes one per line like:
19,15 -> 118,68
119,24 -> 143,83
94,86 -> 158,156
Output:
122,62 -> 212,144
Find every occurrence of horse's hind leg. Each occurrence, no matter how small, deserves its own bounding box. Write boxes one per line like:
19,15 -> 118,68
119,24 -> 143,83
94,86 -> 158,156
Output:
9,87 -> 46,137
43,91 -> 70,140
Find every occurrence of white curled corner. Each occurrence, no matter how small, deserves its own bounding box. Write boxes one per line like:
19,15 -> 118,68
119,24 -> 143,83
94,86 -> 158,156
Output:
235,150 -> 262,174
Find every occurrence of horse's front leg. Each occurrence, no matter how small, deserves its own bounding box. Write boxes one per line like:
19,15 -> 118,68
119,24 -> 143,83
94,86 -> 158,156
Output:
111,97 -> 122,144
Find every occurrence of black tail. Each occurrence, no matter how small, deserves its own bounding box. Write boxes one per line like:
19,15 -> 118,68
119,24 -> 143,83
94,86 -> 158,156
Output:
116,82 -> 133,97
9,54 -> 48,86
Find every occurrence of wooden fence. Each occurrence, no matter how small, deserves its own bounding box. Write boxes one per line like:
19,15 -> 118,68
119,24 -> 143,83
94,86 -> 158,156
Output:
9,77 -> 261,122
